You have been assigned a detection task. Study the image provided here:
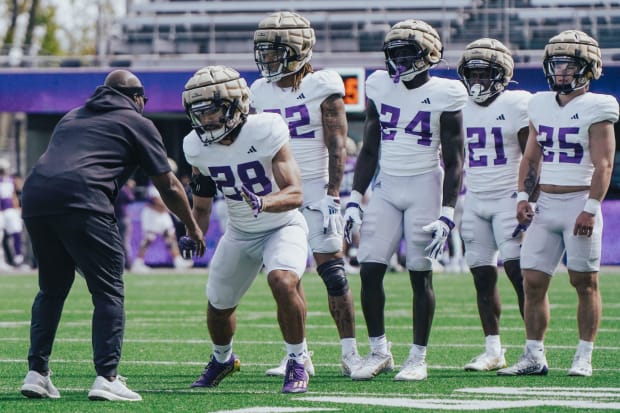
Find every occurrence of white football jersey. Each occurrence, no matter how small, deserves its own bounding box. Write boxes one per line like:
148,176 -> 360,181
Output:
183,113 -> 298,233
463,90 -> 531,193
366,71 -> 468,176
250,70 -> 345,182
529,91 -> 619,186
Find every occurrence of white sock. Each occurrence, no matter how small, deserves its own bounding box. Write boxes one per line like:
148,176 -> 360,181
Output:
341,337 -> 358,357
286,341 -> 306,364
212,342 -> 233,363
577,339 -> 594,360
408,344 -> 426,361
369,335 -> 388,354
485,335 -> 501,356
525,339 -> 545,360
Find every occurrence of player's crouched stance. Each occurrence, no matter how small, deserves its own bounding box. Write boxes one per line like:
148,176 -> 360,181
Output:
179,66 -> 310,393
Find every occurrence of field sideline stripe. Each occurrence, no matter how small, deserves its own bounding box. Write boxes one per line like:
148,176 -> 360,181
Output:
0,358 -> 618,373
0,337 -> 619,351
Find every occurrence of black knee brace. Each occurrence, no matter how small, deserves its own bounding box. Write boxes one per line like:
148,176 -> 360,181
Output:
316,258 -> 349,297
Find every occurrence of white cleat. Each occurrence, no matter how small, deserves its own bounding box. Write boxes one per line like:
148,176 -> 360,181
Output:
497,351 -> 548,376
394,357 -> 427,381
464,349 -> 507,371
265,351 -> 315,377
350,345 -> 394,381
88,376 -> 141,401
341,351 -> 363,377
568,354 -> 592,377
21,370 -> 60,399
130,259 -> 150,274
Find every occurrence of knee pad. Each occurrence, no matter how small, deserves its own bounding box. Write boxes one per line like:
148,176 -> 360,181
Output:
316,258 -> 349,297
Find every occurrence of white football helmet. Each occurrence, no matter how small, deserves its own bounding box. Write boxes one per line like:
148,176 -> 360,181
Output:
543,30 -> 602,94
383,19 -> 443,83
182,66 -> 250,145
253,11 -> 316,82
457,38 -> 514,103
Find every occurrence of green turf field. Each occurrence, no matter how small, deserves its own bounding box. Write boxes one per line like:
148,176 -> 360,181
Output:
1,268 -> 619,412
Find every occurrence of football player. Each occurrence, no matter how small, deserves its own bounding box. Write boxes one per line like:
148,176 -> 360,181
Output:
0,158 -> 26,268
250,11 -> 361,377
180,66 -> 310,393
456,38 -> 530,371
498,30 -> 618,377
343,20 -> 467,381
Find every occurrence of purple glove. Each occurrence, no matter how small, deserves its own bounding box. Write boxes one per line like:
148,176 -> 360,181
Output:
512,222 -> 530,238
178,236 -> 197,259
240,184 -> 263,217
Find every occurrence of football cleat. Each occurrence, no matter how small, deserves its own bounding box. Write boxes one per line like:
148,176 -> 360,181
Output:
394,357 -> 427,381
191,353 -> 240,387
464,349 -> 507,371
265,351 -> 314,377
350,344 -> 394,380
341,351 -> 363,377
568,354 -> 592,377
497,351 -> 548,376
88,375 -> 142,401
282,359 -> 309,394
21,370 -> 60,399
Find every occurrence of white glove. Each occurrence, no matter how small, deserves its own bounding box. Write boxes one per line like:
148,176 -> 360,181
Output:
343,202 -> 363,244
307,195 -> 342,234
422,216 -> 455,260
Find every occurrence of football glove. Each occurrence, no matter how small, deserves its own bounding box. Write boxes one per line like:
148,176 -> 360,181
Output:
240,184 -> 263,217
343,202 -> 363,245
179,236 -> 197,259
422,216 -> 455,260
307,195 -> 342,234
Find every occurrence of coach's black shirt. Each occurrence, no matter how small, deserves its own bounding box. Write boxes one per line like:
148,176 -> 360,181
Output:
22,86 -> 171,218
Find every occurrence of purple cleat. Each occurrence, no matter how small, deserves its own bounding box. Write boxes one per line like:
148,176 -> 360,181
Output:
191,354 -> 240,388
282,358 -> 309,394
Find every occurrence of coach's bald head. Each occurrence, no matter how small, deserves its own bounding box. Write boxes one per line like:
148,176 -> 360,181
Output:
104,69 -> 142,88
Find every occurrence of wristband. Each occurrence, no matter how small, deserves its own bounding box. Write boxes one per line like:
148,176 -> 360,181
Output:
516,191 -> 529,203
349,190 -> 363,205
440,206 -> 455,222
583,198 -> 601,216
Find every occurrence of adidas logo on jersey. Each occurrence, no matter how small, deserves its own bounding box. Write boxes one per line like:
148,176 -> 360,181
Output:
247,146 -> 257,154
496,114 -> 506,120
421,97 -> 431,104
297,93 -> 306,100
571,113 -> 579,120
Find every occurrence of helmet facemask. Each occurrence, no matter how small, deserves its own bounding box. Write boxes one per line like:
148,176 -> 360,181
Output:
460,60 -> 505,103
384,41 -> 430,83
254,41 -> 304,82
543,55 -> 591,94
187,97 -> 242,146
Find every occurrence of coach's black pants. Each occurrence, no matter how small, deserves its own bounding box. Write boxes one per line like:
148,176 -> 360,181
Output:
24,211 -> 125,377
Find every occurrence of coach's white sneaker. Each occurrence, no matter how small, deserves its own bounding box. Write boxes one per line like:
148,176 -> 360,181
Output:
21,370 -> 60,399
88,376 -> 142,401
497,350 -> 548,376
568,354 -> 592,377
350,345 -> 394,380
265,351 -> 315,377
464,349 -> 507,371
341,351 -> 363,376
394,357 -> 427,381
